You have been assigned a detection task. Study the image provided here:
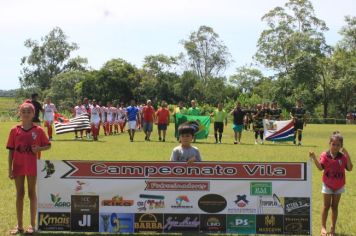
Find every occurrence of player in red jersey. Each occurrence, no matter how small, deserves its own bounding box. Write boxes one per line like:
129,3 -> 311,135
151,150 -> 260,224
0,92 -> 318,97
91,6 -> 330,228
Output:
310,131 -> 353,236
7,100 -> 51,235
156,101 -> 170,142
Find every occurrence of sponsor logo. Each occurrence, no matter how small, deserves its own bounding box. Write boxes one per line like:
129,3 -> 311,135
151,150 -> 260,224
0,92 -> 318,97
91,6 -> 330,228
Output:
284,197 -> 310,215
99,213 -> 134,233
227,215 -> 256,234
200,214 -> 226,233
71,213 -> 99,232
257,194 -> 284,214
228,195 -> 257,214
164,214 -> 200,232
171,195 -> 193,209
38,193 -> 71,209
71,195 -> 99,213
32,131 -> 37,140
137,194 -> 165,211
38,212 -> 70,231
41,160 -> 55,178
134,213 -> 163,233
250,182 -> 272,196
101,195 -> 134,206
198,194 -> 227,213
256,215 -> 283,234
284,215 -> 310,235
145,180 -> 210,191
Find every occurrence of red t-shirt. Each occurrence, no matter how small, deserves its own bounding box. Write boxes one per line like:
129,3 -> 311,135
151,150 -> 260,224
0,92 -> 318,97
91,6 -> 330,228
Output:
142,106 -> 155,122
156,108 -> 170,124
319,151 -> 348,190
6,125 -> 50,176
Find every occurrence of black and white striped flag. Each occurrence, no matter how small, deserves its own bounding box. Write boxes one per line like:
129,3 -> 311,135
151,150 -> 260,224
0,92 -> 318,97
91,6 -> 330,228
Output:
54,113 -> 91,134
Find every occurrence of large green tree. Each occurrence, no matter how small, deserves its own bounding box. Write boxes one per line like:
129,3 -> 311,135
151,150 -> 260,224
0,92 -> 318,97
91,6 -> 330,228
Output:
19,27 -> 87,91
255,0 -> 330,113
181,25 -> 232,84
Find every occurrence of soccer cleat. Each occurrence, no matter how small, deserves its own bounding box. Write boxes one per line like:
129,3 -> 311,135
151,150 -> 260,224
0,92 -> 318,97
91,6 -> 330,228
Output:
298,142 -> 302,146
234,141 -> 238,144
159,137 -> 162,141
162,139 -> 165,142
219,141 -> 222,144
255,140 -> 258,145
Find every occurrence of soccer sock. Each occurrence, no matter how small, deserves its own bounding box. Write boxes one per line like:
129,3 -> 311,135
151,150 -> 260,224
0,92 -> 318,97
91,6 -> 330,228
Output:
48,125 -> 52,138
298,133 -> 302,142
260,131 -> 263,140
214,133 -> 218,142
219,133 -> 222,142
293,132 -> 297,142
255,132 -> 258,139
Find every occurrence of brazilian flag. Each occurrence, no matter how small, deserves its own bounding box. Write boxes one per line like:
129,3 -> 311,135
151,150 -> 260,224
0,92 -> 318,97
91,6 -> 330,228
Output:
175,113 -> 211,139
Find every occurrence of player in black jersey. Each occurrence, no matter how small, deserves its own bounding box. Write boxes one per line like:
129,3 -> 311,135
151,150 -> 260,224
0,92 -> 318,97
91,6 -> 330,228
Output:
269,102 -> 282,121
253,104 -> 267,144
290,100 -> 306,145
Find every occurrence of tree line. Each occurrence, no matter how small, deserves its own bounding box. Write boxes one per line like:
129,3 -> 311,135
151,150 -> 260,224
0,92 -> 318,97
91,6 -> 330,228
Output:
17,0 -> 355,118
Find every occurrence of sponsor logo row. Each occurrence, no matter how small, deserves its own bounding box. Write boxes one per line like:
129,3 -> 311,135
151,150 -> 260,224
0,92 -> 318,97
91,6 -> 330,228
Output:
38,212 -> 310,234
39,193 -> 310,215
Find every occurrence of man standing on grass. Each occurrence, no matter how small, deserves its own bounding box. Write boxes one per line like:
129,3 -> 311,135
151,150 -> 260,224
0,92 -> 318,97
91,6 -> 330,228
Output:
31,93 -> 43,125
188,100 -> 201,116
126,99 -> 140,142
173,101 -> 187,140
230,102 -> 247,144
142,99 -> 155,141
211,103 -> 227,144
290,99 -> 306,146
156,101 -> 170,142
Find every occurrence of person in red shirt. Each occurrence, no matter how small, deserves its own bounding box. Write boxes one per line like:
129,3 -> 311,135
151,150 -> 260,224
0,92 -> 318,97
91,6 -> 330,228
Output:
156,101 -> 170,142
142,100 -> 155,141
7,100 -> 51,235
310,131 -> 353,236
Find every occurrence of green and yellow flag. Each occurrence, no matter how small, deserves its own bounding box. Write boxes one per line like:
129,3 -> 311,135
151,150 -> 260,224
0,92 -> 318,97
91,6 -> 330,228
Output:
175,113 -> 210,139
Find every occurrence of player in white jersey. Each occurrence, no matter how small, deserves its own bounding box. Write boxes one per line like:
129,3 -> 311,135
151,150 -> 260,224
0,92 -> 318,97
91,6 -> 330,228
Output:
99,102 -> 107,136
73,100 -> 87,139
106,101 -> 114,135
112,105 -> 119,134
90,99 -> 101,141
118,102 -> 127,133
43,97 -> 57,140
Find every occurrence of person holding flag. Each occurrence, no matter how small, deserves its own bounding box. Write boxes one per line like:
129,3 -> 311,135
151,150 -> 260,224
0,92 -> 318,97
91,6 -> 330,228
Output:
290,99 -> 306,146
73,100 -> 86,139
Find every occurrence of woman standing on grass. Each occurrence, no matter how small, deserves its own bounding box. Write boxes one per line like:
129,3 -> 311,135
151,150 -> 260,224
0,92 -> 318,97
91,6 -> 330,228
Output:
309,131 -> 353,236
7,100 -> 51,235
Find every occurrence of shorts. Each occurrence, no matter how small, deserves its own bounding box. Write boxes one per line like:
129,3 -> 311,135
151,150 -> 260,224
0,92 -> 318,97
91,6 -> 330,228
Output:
143,122 -> 153,132
128,121 -> 137,130
214,122 -> 224,133
233,124 -> 243,132
322,183 -> 345,194
294,121 -> 304,131
158,124 -> 168,131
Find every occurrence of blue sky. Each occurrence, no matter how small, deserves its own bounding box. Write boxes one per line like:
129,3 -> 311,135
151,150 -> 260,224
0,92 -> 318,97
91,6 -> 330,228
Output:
1,0 -> 354,90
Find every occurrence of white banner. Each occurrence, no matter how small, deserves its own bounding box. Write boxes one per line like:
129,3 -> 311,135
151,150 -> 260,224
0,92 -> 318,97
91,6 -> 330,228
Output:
37,160 -> 311,234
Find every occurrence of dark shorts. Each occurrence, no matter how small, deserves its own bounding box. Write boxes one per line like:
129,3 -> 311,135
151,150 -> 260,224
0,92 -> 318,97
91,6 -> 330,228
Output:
294,121 -> 304,131
143,122 -> 153,132
158,124 -> 167,131
214,122 -> 224,133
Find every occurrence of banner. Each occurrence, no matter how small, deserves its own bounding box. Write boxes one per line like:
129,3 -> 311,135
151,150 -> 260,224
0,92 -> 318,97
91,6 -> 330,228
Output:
174,114 -> 210,139
263,119 -> 295,142
54,114 -> 91,134
37,160 -> 311,235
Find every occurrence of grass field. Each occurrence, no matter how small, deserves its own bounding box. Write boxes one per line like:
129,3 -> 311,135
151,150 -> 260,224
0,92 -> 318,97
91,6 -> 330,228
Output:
0,122 -> 355,235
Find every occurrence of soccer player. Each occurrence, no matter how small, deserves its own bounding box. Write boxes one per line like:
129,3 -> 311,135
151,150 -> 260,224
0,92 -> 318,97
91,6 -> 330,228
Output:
230,102 -> 247,144
117,102 -> 126,133
253,104 -> 267,144
173,101 -> 187,140
142,100 -> 155,141
290,99 -> 307,145
106,101 -> 114,135
126,99 -> 140,142
156,101 -> 170,142
188,100 -> 201,116
73,100 -> 86,139
269,101 -> 282,121
30,93 -> 43,125
83,97 -> 91,139
90,99 -> 101,141
211,103 -> 227,144
43,97 -> 57,141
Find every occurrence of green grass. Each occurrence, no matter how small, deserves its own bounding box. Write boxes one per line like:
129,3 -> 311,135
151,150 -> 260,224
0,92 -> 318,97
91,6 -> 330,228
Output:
0,122 -> 355,235
0,97 -> 18,121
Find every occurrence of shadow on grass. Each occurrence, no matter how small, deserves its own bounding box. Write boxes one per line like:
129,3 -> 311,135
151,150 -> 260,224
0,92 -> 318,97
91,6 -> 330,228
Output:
54,139 -> 107,143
